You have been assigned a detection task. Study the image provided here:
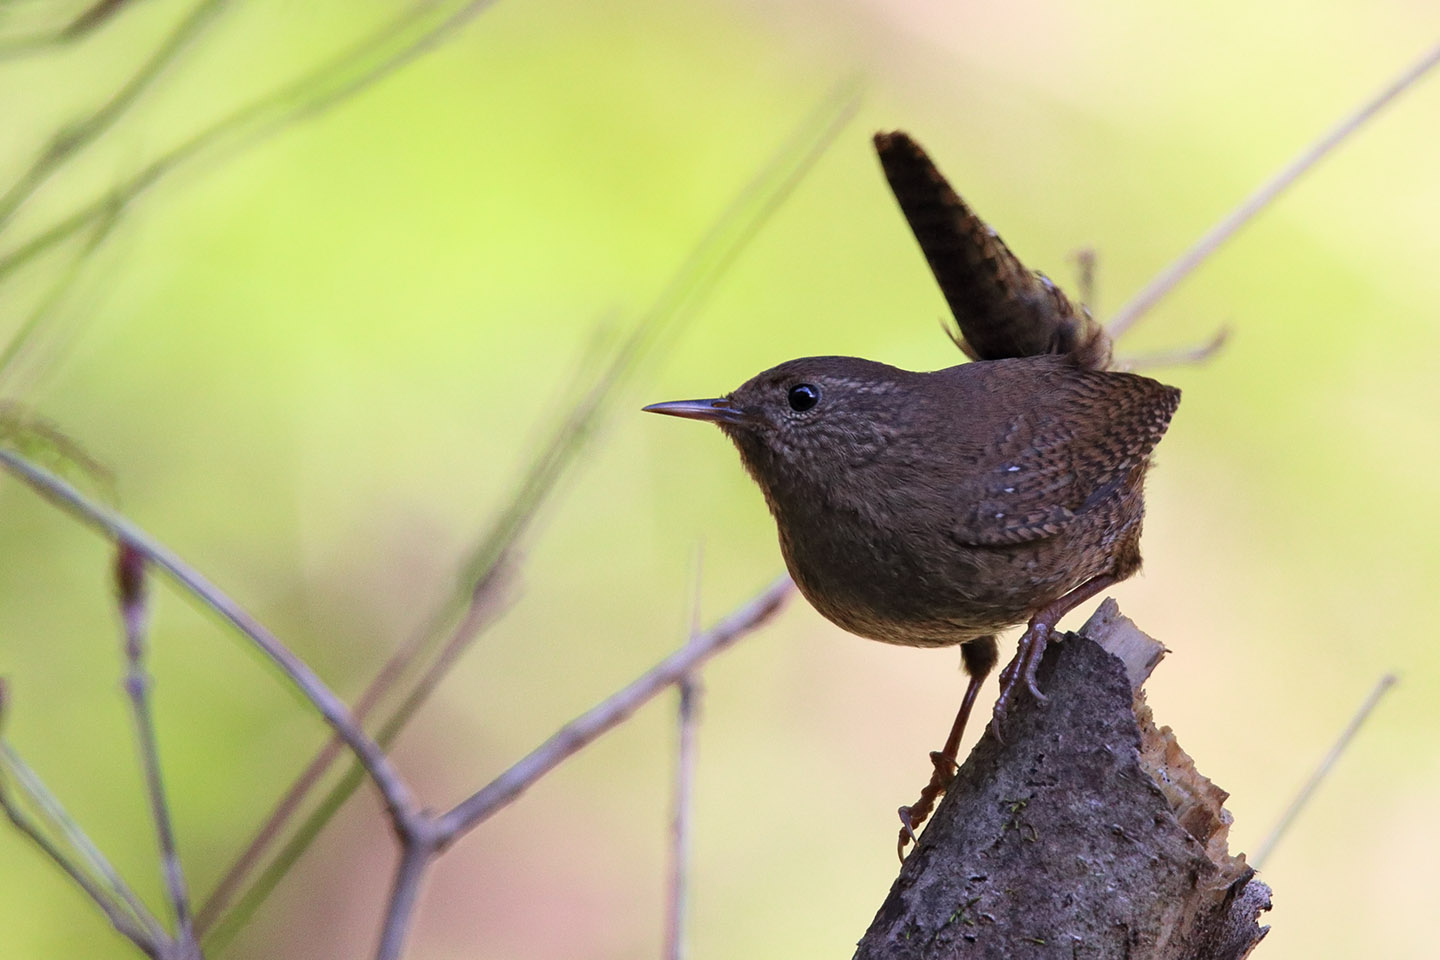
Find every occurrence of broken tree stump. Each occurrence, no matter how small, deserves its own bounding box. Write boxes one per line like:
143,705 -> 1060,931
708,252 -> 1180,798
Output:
855,601 -> 1271,959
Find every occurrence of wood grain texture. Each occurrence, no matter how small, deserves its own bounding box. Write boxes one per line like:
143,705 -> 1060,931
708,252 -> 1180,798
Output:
854,607 -> 1270,960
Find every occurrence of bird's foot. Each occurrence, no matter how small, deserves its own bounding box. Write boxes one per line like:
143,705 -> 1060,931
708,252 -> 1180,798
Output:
896,749 -> 959,862
992,622 -> 1054,735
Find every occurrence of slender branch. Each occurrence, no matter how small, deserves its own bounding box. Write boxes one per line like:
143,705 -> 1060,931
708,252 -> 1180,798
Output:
1106,38 -> 1440,340
0,771 -> 166,958
1071,247 -> 1098,314
0,681 -> 167,956
1117,325 -> 1230,371
0,448 -> 424,837
373,836 -> 437,960
664,675 -> 700,960
0,0 -> 227,231
664,550 -> 705,960
194,560 -> 515,939
0,200 -> 123,394
434,575 -> 793,844
0,0 -> 503,288
62,0 -> 148,41
0,741 -> 165,942
0,0 -> 145,56
1252,672 -> 1398,869
114,542 -> 197,955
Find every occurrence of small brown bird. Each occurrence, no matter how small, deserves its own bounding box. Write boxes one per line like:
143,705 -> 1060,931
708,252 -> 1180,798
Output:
645,131 -> 1180,857
645,358 -> 1178,831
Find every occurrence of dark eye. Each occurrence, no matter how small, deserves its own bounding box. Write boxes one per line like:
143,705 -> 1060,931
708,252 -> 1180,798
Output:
787,383 -> 820,412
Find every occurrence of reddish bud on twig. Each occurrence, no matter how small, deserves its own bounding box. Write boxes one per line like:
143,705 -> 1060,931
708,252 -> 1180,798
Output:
114,540 -> 147,608
114,541 -> 149,658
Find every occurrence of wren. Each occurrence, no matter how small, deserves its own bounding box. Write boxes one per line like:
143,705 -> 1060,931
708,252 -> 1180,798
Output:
644,131 -> 1180,856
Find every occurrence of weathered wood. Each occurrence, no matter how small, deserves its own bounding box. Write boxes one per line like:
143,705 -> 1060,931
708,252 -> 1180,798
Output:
855,602 -> 1270,959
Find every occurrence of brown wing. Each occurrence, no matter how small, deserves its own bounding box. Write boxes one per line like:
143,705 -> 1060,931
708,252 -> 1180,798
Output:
947,368 -> 1180,546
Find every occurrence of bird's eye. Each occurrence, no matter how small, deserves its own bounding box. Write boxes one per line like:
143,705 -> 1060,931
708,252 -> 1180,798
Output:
787,383 -> 820,412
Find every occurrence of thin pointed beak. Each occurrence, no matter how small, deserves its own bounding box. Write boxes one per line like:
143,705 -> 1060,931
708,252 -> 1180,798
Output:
642,398 -> 747,425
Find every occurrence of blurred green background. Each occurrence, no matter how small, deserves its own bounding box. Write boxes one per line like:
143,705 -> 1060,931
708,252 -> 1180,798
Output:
1,0 -> 1438,957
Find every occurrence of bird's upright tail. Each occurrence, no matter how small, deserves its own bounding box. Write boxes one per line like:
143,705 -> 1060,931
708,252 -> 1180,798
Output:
873,131 -> 1112,371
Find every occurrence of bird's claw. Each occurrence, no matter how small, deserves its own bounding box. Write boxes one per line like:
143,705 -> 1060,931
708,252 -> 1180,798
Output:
896,750 -> 961,862
897,807 -> 919,843
992,622 -> 1056,735
897,806 -> 919,862
1022,623 -> 1052,702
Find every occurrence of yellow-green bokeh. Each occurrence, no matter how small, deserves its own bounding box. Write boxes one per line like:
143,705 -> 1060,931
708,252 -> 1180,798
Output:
1,1 -> 1438,957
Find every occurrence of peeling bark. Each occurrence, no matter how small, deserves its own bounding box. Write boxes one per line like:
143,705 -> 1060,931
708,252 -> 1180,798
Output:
855,602 -> 1270,960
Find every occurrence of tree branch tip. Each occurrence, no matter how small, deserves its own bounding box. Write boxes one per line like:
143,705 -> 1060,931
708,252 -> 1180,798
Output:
1078,599 -> 1166,691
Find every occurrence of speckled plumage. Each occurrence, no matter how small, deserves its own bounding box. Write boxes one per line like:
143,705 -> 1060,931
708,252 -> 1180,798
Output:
714,354 -> 1179,649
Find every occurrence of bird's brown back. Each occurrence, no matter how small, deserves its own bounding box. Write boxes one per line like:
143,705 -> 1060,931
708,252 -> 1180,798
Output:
719,354 -> 1179,646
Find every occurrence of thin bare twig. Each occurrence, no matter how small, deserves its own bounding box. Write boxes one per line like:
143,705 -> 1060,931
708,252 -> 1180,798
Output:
0,200 -> 124,395
434,575 -> 794,843
0,0 -> 503,288
0,682 -> 167,956
114,543 -> 198,956
665,675 -> 701,960
210,577 -> 791,956
0,742 -> 164,943
0,0 -> 228,231
374,835 -> 438,960
664,552 -> 706,960
365,576 -> 790,960
0,772 -> 165,957
1116,325 -> 1230,371
0,0 -> 144,56
0,1 -> 505,396
1252,672 -> 1398,869
1071,248 -> 1098,314
1106,38 -> 1440,340
62,0 -> 146,41
0,448 -> 424,838
195,561 -> 516,942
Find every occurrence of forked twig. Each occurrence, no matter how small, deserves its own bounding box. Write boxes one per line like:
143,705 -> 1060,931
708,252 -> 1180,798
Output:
0,682 -> 167,956
0,742 -> 163,943
1107,38 -> 1440,340
200,566 -> 517,950
0,772 -> 164,957
194,562 -> 515,938
1252,673 -> 1398,869
434,575 -> 793,841
367,575 -> 790,959
114,543 -> 198,956
0,448 -> 424,838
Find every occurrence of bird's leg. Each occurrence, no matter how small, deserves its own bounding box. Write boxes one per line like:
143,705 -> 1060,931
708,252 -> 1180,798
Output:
992,573 -> 1121,726
897,636 -> 997,861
